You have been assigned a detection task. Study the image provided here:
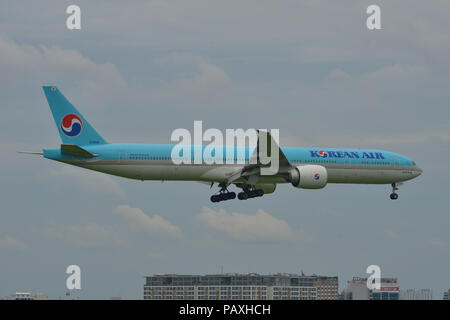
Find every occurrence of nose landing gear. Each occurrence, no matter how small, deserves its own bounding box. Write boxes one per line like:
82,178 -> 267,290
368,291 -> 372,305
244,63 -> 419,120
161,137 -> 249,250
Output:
390,183 -> 399,200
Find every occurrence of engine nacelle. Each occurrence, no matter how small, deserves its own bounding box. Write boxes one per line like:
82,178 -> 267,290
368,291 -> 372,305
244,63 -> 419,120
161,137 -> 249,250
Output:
288,165 -> 328,189
254,183 -> 276,194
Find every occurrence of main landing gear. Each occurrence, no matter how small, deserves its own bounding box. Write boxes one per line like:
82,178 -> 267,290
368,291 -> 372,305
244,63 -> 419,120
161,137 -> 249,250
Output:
210,192 -> 236,203
210,184 -> 264,202
390,183 -> 399,200
210,183 -> 236,203
237,189 -> 264,200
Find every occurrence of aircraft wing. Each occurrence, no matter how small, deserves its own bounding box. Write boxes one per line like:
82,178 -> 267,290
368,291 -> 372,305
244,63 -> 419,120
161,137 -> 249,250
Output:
226,130 -> 292,186
249,130 -> 291,168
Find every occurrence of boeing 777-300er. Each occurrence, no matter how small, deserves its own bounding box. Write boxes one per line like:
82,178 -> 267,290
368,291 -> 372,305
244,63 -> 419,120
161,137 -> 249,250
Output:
23,86 -> 422,202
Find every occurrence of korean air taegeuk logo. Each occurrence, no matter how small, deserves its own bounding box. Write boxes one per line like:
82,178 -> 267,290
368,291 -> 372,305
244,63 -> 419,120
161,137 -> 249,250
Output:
61,114 -> 83,137
317,150 -> 328,158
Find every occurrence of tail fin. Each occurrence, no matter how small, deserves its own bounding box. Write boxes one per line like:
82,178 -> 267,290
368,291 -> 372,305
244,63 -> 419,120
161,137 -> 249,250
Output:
42,86 -> 107,145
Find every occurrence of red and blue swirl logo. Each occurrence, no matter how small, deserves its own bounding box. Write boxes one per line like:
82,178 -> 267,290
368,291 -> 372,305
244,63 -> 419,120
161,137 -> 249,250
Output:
314,173 -> 320,180
317,150 -> 328,158
61,114 -> 83,137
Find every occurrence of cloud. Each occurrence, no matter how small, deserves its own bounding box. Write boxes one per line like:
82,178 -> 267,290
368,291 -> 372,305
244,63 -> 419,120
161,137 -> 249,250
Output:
147,251 -> 166,260
361,64 -> 427,83
326,68 -> 352,82
197,207 -> 308,243
177,60 -> 231,99
425,239 -> 445,248
149,53 -> 232,105
114,205 -> 183,240
323,64 -> 429,95
45,223 -> 125,249
0,36 -> 127,108
385,230 -> 400,240
48,166 -> 124,197
0,235 -> 28,250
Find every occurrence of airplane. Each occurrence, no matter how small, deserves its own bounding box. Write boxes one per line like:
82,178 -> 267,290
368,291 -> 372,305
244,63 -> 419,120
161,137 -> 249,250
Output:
23,86 -> 422,203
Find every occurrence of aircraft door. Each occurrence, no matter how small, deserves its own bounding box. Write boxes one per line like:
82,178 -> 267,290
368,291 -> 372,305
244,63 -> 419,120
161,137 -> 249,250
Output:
393,156 -> 400,167
344,156 -> 351,168
119,152 -> 127,163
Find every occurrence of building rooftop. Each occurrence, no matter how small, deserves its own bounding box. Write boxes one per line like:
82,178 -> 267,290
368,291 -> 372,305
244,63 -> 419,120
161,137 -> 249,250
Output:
145,273 -> 338,287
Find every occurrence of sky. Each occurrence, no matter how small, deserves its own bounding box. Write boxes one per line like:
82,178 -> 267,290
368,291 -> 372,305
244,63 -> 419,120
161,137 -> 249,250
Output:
0,0 -> 449,299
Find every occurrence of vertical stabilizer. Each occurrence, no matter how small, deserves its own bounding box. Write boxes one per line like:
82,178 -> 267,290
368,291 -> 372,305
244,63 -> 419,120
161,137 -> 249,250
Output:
42,86 -> 107,145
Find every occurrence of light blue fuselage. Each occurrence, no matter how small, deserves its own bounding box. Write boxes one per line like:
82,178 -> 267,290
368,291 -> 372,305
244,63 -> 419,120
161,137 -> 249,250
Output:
43,144 -> 422,185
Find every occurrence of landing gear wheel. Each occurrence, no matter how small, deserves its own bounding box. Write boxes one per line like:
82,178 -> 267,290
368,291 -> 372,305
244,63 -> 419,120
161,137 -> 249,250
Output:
390,193 -> 398,200
238,192 -> 249,200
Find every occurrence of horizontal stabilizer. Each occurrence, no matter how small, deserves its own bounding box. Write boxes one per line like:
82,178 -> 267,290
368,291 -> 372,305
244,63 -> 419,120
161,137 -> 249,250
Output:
18,151 -> 43,155
61,144 -> 98,158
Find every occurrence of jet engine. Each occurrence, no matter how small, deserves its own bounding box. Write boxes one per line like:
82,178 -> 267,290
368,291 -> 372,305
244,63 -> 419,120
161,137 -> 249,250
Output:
288,165 -> 328,189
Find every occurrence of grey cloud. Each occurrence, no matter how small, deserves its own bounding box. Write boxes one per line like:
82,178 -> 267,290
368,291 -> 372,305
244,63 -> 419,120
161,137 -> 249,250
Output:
197,206 -> 309,243
0,36 -> 127,108
114,205 -> 183,240
0,235 -> 28,250
46,166 -> 125,197
44,223 -> 125,249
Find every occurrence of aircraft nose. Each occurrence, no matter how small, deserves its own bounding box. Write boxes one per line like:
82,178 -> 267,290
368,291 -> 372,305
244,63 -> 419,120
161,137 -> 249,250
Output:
415,167 -> 423,177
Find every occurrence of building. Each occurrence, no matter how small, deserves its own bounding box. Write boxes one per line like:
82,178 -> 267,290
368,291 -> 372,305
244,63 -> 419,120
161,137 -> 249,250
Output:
341,278 -> 370,300
315,275 -> 339,300
143,273 -> 338,300
14,292 -> 48,300
342,277 -> 399,300
400,289 -> 432,300
15,292 -> 34,300
443,289 -> 449,300
34,293 -> 48,300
